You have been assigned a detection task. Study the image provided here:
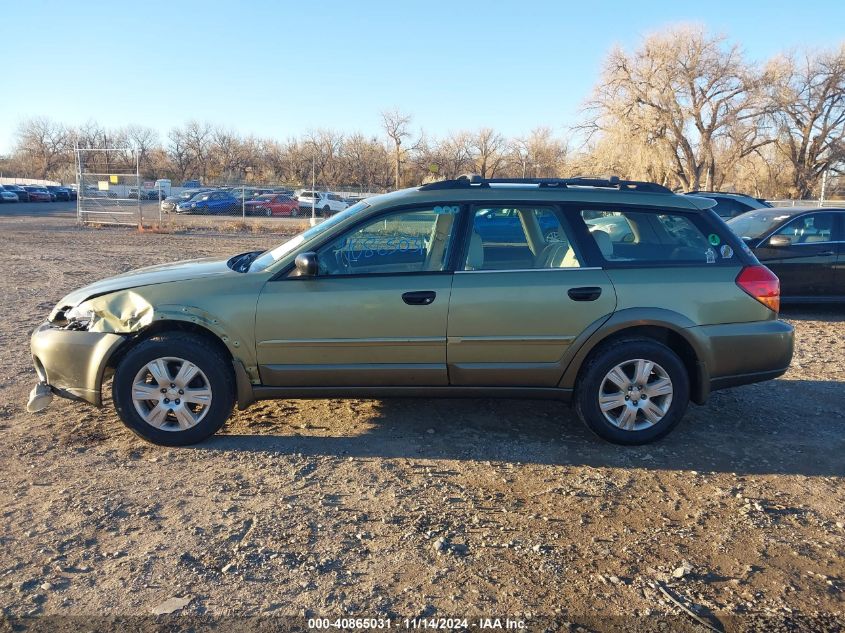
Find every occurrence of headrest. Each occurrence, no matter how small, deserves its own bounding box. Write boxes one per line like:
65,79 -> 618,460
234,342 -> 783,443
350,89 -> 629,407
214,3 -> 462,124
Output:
591,229 -> 613,257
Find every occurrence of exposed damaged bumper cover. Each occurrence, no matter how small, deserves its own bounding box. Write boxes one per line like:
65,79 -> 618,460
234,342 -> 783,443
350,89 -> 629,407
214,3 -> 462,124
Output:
30,322 -> 126,407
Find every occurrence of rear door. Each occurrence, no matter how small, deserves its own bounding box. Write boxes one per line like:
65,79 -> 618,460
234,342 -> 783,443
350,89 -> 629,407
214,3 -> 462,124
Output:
754,212 -> 839,298
447,205 -> 616,387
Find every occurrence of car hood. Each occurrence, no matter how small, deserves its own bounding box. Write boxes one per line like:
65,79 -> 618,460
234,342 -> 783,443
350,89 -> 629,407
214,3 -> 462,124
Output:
54,256 -> 234,309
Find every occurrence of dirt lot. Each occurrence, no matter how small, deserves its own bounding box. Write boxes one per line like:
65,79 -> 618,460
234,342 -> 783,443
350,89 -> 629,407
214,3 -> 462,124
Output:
0,216 -> 842,631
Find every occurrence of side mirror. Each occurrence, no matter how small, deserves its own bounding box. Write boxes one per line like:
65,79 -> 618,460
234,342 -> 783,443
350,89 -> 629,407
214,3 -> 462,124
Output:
294,252 -> 318,277
768,235 -> 792,248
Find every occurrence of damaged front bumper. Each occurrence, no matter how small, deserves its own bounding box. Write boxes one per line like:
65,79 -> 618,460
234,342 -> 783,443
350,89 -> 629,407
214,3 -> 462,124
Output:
29,322 -> 126,408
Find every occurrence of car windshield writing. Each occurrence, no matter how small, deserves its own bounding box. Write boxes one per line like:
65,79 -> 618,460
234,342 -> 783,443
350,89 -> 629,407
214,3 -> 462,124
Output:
249,201 -> 370,271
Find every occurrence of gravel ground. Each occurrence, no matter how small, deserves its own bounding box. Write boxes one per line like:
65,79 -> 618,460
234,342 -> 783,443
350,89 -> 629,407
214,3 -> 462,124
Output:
0,216 -> 842,631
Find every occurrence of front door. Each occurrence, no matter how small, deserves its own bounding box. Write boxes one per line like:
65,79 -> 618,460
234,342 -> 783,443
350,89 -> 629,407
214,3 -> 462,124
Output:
254,205 -> 461,386
755,212 -> 840,298
447,205 -> 617,386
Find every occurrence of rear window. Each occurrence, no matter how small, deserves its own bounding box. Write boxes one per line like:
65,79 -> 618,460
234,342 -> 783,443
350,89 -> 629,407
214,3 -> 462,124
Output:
581,209 -> 734,265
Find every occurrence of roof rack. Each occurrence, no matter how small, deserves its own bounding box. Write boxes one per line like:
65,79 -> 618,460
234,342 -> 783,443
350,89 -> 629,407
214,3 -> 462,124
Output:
419,174 -> 673,194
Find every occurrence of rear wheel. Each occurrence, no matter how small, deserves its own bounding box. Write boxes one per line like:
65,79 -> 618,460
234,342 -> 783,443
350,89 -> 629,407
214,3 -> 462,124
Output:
291,207 -> 299,217
574,338 -> 689,445
322,205 -> 331,217
112,333 -> 234,446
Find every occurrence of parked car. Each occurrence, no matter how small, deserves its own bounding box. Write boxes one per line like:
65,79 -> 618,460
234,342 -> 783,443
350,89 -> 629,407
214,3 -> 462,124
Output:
3,184 -> 30,202
296,191 -> 348,216
182,179 -> 202,189
46,186 -> 71,201
175,190 -> 241,215
244,193 -> 301,217
128,188 -> 163,200
684,191 -> 771,219
24,186 -> 52,202
66,187 -> 78,200
160,189 -> 211,213
474,207 -> 562,242
727,206 -> 844,302
0,186 -> 20,203
28,175 -> 794,447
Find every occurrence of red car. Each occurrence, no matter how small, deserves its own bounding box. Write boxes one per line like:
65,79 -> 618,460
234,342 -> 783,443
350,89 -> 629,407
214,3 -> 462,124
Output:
244,193 -> 300,217
24,186 -> 52,202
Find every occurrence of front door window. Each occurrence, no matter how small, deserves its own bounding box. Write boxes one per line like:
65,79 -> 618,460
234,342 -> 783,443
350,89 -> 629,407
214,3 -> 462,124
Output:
315,206 -> 460,276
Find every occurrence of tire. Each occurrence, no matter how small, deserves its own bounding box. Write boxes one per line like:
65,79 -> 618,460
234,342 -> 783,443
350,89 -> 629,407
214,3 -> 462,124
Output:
265,208 -> 272,217
291,207 -> 299,217
112,333 -> 234,446
322,205 -> 331,217
574,338 -> 689,445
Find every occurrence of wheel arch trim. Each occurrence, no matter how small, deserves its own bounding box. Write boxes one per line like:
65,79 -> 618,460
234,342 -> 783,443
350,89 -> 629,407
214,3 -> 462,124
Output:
558,308 -> 711,404
106,316 -> 256,410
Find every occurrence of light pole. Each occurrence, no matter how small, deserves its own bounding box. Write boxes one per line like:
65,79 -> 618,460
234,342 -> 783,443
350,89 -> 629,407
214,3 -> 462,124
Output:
309,151 -> 318,227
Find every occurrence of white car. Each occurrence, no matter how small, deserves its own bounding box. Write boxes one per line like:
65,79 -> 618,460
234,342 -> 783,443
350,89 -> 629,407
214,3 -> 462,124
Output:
296,191 -> 348,216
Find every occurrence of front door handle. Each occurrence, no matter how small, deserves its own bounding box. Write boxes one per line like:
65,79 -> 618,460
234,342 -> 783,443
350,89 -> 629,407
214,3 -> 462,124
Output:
402,291 -> 436,306
817,251 -> 835,257
568,286 -> 602,301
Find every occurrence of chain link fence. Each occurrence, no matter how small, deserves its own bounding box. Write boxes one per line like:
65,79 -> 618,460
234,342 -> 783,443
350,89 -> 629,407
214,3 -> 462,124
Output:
76,148 -> 141,226
150,182 -> 378,231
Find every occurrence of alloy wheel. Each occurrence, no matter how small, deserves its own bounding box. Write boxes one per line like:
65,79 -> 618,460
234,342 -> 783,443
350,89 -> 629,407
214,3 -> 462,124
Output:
131,357 -> 212,431
598,358 -> 673,431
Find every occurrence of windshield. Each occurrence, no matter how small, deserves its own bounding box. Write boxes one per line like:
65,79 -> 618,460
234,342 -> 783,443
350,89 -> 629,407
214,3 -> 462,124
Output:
255,194 -> 274,200
249,201 -> 370,271
299,191 -> 317,198
727,209 -> 797,239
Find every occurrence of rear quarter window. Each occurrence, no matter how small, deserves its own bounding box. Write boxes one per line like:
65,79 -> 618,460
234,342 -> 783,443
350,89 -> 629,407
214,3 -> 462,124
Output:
580,209 -> 736,266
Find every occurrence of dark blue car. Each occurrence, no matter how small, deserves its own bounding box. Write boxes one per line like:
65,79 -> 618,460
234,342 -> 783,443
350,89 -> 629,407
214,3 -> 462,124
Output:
474,207 -> 563,243
175,190 -> 241,215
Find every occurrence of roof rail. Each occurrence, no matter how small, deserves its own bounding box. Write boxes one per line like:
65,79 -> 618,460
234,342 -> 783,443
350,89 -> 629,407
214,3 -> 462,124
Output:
419,174 -> 673,194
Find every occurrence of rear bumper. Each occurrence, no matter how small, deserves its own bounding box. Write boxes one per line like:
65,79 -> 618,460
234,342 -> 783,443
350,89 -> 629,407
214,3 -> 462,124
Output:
30,322 -> 126,407
694,319 -> 794,398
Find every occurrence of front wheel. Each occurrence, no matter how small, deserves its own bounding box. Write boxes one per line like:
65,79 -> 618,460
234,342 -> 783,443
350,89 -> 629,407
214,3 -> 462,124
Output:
574,338 -> 689,445
112,333 -> 234,446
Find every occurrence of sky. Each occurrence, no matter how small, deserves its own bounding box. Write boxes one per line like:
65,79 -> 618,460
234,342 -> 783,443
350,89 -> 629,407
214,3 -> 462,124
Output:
1,0 -> 844,154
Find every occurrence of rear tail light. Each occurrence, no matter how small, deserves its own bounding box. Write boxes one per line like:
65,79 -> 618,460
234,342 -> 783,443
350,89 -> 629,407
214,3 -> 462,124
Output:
736,265 -> 780,313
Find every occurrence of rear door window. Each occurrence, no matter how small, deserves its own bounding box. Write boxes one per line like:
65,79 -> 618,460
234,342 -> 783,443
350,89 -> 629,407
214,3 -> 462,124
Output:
581,209 -> 730,265
467,206 -> 582,270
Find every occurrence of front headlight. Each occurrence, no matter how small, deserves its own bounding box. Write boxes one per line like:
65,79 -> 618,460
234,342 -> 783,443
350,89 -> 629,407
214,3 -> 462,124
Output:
65,301 -> 96,327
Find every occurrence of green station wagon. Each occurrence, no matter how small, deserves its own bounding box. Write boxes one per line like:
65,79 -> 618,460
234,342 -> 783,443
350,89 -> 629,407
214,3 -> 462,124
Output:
28,176 -> 794,446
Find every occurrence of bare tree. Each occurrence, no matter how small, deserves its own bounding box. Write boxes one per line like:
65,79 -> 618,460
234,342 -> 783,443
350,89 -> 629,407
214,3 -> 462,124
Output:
124,125 -> 159,175
510,127 -> 567,178
14,117 -> 70,179
470,128 -> 507,178
211,127 -> 247,182
767,45 -> 845,197
166,127 -> 194,181
584,25 -> 765,191
182,121 -> 213,182
381,109 -> 412,189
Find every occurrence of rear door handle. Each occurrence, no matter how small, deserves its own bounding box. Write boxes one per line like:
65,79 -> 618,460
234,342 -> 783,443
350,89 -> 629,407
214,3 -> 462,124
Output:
817,251 -> 835,257
402,291 -> 436,306
567,286 -> 602,301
